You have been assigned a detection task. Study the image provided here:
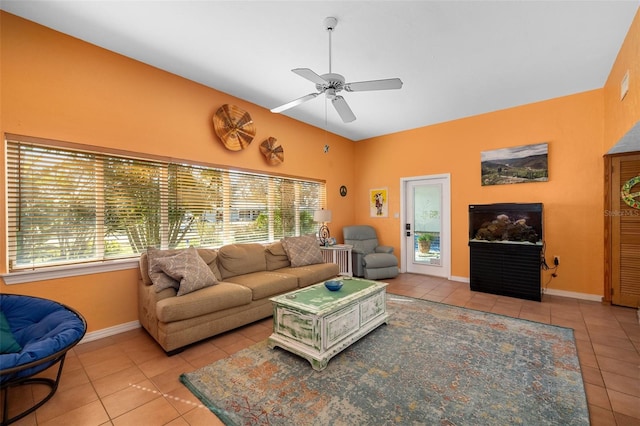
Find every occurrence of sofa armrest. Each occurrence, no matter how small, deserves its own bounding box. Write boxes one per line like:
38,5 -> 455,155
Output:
375,245 -> 394,254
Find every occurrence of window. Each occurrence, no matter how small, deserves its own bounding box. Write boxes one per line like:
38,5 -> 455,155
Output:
5,137 -> 325,272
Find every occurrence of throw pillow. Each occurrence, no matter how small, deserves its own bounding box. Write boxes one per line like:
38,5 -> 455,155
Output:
0,311 -> 22,354
147,247 -> 181,293
156,246 -> 217,296
282,235 -> 324,267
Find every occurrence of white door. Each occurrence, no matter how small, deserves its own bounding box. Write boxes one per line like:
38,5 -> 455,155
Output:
401,174 -> 451,278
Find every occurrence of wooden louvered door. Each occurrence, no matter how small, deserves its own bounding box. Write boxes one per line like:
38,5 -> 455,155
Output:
610,154 -> 640,307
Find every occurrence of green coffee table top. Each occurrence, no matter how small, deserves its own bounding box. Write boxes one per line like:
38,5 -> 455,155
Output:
271,277 -> 387,315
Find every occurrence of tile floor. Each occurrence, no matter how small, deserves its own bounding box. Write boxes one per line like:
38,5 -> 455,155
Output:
3,274 -> 639,426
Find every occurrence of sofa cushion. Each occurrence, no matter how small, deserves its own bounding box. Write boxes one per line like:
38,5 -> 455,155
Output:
142,248 -> 222,287
147,247 -> 182,292
265,241 -> 291,270
196,248 -> 222,281
224,271 -> 298,300
156,282 -> 252,322
281,235 -> 324,267
276,263 -> 340,288
156,247 -> 217,296
217,244 -> 267,280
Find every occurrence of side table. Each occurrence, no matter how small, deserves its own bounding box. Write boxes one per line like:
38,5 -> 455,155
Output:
320,244 -> 353,277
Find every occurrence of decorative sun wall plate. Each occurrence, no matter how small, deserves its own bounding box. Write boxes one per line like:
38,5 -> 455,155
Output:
213,104 -> 256,151
260,137 -> 284,165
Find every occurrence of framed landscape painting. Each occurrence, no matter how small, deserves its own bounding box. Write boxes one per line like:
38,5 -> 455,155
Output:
481,143 -> 548,186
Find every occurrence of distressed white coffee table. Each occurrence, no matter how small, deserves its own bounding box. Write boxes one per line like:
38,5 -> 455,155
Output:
268,277 -> 388,371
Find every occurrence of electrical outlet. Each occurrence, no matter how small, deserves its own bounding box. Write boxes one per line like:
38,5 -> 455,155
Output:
554,256 -> 560,266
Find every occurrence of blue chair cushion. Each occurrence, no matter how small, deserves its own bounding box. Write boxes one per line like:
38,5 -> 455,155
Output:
0,295 -> 86,384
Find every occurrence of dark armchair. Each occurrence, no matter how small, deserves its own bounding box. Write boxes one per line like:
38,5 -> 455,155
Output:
343,225 -> 398,280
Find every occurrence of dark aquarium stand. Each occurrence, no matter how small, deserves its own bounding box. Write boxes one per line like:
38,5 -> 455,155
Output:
469,203 -> 543,302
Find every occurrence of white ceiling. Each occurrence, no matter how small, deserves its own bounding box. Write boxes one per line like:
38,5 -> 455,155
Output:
2,1 -> 639,141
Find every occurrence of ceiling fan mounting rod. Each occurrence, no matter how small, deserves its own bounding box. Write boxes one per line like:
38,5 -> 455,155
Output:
324,17 -> 337,74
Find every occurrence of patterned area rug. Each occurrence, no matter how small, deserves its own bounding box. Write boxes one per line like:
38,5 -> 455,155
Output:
180,296 -> 589,425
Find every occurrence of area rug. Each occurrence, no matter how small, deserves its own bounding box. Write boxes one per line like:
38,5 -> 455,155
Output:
180,296 -> 589,425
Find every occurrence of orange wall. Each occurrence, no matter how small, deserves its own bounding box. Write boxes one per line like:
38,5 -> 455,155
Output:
604,7 -> 640,150
0,12 -> 355,331
354,91 -> 605,296
1,9 -> 639,334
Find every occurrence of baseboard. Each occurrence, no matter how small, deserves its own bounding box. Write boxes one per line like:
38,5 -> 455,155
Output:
542,288 -> 603,302
79,320 -> 141,344
449,275 -> 601,302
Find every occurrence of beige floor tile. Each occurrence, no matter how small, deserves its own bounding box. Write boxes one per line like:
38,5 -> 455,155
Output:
149,367 -> 187,395
184,346 -> 230,370
613,411 -> 640,426
163,384 -> 207,415
518,311 -> 551,324
100,380 -> 161,419
597,356 -> 639,379
38,400 -> 109,426
582,365 -> 605,387
585,383 -> 613,410
33,382 -> 99,424
111,396 -> 180,426
601,371 -> 640,398
165,418 -> 190,426
137,353 -> 192,378
76,344 -> 126,367
607,388 -> 640,419
593,343 -> 640,364
588,405 -> 617,426
82,353 -> 136,382
91,365 -> 148,398
181,405 -> 225,426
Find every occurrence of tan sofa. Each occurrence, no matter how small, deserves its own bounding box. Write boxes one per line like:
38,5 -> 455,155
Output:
138,239 -> 339,354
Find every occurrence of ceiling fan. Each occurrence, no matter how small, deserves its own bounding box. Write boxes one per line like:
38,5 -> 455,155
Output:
270,17 -> 403,123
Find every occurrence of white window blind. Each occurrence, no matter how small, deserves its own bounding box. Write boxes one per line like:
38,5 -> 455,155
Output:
6,138 -> 326,272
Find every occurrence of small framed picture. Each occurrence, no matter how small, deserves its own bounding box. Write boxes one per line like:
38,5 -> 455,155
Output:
370,187 -> 388,217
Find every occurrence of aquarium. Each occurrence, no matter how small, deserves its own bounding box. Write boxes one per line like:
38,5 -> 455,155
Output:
469,203 -> 543,245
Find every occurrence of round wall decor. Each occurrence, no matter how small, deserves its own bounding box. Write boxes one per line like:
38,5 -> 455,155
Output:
213,104 -> 256,151
260,137 -> 284,166
340,185 -> 348,197
621,175 -> 640,209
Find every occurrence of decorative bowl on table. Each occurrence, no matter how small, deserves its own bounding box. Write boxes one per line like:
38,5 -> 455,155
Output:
324,280 -> 343,291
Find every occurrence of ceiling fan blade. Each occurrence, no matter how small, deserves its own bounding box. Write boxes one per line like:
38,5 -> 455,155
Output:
344,78 -> 403,92
271,92 -> 319,113
332,96 -> 356,123
292,68 -> 328,86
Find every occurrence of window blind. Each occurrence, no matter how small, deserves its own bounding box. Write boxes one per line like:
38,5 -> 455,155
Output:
6,138 -> 326,271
